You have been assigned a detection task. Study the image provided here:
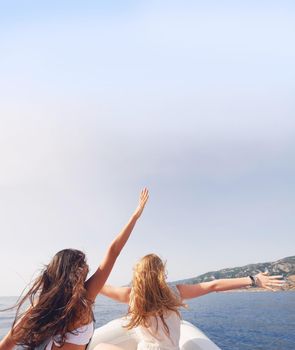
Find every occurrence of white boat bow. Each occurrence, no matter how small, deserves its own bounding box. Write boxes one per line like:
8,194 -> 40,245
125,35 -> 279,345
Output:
88,318 -> 221,350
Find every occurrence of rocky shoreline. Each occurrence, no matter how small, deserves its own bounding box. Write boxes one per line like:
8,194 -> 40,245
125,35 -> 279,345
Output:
174,256 -> 295,291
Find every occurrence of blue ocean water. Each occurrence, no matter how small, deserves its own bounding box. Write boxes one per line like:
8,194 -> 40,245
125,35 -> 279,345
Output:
1,292 -> 295,350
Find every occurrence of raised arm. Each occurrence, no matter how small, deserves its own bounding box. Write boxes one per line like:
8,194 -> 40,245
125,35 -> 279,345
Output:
177,272 -> 284,299
85,188 -> 149,301
100,284 -> 131,304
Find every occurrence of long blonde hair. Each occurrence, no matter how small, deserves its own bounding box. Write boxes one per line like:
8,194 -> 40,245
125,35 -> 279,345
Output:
126,254 -> 185,334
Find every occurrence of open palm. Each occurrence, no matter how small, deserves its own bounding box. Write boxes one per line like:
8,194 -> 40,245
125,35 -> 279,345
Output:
133,188 -> 149,219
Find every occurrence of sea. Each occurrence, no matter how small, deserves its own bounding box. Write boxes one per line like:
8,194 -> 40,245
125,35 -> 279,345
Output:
0,292 -> 294,350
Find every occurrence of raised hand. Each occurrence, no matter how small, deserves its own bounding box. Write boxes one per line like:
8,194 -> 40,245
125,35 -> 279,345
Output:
255,272 -> 285,291
133,188 -> 149,219
85,188 -> 149,301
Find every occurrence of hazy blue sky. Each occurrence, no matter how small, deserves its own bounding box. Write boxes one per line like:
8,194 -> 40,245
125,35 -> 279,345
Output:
0,1 -> 294,296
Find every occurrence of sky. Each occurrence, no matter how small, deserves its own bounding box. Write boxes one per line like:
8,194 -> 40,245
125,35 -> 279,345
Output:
0,0 -> 294,296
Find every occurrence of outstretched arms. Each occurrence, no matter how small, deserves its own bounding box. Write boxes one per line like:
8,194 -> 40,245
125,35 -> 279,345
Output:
85,188 -> 149,301
177,272 -> 284,299
100,285 -> 131,304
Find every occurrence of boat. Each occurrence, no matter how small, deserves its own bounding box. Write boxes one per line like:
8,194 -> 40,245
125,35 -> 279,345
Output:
88,317 -> 221,350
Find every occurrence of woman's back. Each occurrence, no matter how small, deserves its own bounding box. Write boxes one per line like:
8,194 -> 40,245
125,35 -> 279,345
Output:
136,310 -> 180,350
45,321 -> 94,350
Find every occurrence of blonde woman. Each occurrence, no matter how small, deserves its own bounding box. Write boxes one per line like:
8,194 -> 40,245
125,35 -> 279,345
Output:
96,254 -> 284,350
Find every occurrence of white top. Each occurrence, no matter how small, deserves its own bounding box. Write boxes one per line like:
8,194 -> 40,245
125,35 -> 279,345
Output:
136,310 -> 181,350
45,322 -> 94,350
135,286 -> 181,350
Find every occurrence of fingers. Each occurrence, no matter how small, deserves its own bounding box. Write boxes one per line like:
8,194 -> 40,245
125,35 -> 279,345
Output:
266,281 -> 285,287
140,188 -> 149,203
134,188 -> 149,218
269,275 -> 283,280
266,275 -> 285,286
258,273 -> 285,291
140,187 -> 148,197
264,279 -> 285,292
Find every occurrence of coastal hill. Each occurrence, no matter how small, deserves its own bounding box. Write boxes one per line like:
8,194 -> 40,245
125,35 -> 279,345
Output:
174,256 -> 295,291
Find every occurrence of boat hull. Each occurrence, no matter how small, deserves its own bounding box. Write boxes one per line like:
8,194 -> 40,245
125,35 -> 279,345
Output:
88,318 -> 220,350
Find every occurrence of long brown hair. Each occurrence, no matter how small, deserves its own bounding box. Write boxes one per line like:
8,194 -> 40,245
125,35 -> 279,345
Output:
126,254 -> 186,334
10,249 -> 93,349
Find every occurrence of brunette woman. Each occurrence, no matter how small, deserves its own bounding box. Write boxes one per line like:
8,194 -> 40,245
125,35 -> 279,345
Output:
0,188 -> 149,350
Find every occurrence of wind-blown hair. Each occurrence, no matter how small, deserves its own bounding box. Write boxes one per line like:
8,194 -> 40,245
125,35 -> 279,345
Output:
10,249 -> 93,350
126,254 -> 185,334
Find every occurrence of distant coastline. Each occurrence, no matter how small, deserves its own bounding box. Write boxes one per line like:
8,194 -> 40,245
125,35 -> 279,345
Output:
173,255 -> 295,291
